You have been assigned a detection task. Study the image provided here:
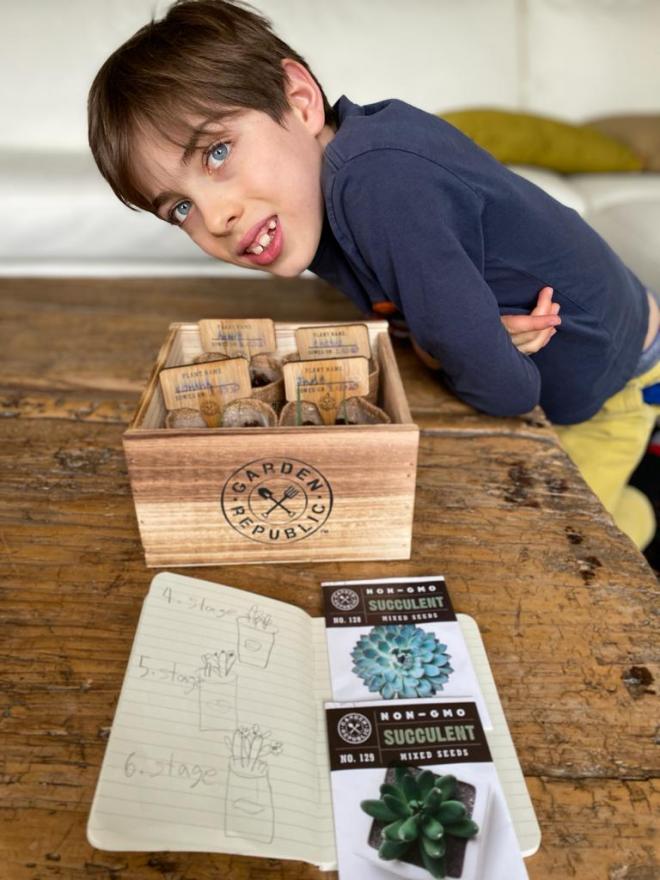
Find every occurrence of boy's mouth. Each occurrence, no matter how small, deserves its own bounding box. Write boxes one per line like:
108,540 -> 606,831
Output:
239,215 -> 282,265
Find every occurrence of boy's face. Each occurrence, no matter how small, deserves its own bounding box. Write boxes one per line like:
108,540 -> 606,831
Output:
134,98 -> 334,278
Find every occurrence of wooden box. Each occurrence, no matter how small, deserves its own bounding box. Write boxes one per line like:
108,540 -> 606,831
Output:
123,321 -> 419,566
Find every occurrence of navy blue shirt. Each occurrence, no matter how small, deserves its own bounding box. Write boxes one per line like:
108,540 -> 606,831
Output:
309,96 -> 649,424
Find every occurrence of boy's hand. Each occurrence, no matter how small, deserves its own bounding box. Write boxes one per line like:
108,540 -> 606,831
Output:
501,286 -> 561,354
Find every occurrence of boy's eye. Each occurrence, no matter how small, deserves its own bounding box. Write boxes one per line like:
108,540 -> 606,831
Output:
206,141 -> 231,171
170,200 -> 192,224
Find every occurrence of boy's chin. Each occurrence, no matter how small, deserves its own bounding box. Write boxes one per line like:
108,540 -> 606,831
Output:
257,256 -> 310,279
268,264 -> 306,279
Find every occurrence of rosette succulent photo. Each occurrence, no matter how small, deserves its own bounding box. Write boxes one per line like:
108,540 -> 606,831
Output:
351,624 -> 454,699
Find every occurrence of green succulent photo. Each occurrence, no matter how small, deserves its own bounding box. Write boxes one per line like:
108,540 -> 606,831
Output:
361,767 -> 479,879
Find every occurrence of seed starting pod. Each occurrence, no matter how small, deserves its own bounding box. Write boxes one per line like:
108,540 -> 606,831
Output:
165,408 -> 208,428
279,400 -> 324,426
250,353 -> 285,411
335,397 -> 391,425
221,398 -> 278,428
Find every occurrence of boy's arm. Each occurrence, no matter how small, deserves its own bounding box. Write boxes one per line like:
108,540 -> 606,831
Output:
333,152 -> 542,417
414,287 -> 561,367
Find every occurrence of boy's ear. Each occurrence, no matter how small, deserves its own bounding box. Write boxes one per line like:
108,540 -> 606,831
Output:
281,58 -> 326,135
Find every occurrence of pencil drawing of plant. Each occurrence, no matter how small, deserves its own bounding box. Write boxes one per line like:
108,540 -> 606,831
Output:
236,605 -> 278,668
197,649 -> 238,732
224,724 -> 284,843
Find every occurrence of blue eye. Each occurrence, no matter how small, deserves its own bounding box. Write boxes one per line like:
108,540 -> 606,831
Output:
171,200 -> 192,224
206,141 -> 231,170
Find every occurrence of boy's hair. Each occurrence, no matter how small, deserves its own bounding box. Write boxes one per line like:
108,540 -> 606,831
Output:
88,0 -> 335,214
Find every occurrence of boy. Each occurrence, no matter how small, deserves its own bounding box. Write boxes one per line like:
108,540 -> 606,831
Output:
88,0 -> 660,548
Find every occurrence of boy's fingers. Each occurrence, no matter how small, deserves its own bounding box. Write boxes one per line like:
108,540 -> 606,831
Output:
502,313 -> 561,332
509,330 -> 541,346
532,286 -> 554,315
517,327 -> 556,354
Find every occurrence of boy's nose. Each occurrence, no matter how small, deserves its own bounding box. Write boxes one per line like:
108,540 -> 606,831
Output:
199,195 -> 242,237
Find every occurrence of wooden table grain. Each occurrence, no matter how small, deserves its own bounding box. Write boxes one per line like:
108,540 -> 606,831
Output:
1,278 -> 658,880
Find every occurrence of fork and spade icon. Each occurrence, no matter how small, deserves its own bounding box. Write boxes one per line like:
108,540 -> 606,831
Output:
257,484 -> 300,517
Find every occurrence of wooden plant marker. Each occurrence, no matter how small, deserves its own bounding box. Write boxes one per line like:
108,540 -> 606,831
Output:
295,323 -> 371,361
283,357 -> 370,425
198,318 -> 276,359
159,358 -> 252,427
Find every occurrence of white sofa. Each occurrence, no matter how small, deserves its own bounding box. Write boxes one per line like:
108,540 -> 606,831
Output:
2,0 -> 660,289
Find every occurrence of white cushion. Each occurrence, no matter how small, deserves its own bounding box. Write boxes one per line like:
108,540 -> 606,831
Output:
568,173 -> 660,211
507,165 -> 588,213
582,200 -> 660,292
0,150 -> 256,276
525,0 -> 660,120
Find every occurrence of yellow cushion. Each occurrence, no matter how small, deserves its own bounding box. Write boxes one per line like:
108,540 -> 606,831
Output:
440,109 -> 642,173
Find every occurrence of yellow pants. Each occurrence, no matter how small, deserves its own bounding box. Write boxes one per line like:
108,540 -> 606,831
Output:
553,359 -> 660,550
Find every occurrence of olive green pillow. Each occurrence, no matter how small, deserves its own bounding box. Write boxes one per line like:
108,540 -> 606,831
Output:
440,109 -> 642,173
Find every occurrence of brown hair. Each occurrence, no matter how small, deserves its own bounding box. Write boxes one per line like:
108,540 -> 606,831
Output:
88,0 -> 335,213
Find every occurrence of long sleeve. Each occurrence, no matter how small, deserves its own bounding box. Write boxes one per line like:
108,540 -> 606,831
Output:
327,150 -> 542,417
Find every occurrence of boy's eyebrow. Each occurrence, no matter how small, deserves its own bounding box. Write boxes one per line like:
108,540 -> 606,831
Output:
181,125 -> 208,164
150,130 -> 207,213
182,117 -> 235,164
151,191 -> 179,214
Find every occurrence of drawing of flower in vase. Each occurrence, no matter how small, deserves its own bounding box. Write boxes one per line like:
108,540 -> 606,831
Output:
236,605 -> 278,668
224,725 -> 283,843
198,650 -> 238,732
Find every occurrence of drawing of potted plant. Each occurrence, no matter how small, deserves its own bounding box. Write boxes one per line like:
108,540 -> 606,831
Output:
236,605 -> 278,668
224,724 -> 283,843
360,767 -> 484,879
197,650 -> 238,732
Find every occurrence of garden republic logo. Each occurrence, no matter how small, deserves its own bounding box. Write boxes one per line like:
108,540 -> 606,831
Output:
221,456 -> 333,544
337,712 -> 372,745
330,588 -> 360,611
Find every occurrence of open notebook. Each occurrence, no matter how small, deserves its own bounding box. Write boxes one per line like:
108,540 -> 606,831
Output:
87,572 -> 540,869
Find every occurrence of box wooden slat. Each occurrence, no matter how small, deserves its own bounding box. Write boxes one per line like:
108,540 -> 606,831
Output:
123,321 -> 419,566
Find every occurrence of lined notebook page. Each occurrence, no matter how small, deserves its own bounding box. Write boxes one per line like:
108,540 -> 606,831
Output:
87,572 -> 336,866
456,614 -> 541,857
312,619 -> 337,869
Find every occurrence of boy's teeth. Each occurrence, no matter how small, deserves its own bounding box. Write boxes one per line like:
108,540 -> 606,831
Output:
246,218 -> 277,255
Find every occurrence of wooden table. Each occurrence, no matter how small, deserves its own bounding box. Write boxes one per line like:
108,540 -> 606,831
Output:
1,278 -> 658,880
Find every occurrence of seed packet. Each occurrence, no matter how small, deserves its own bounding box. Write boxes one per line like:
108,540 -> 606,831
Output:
325,699 -> 528,880
322,576 -> 491,728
